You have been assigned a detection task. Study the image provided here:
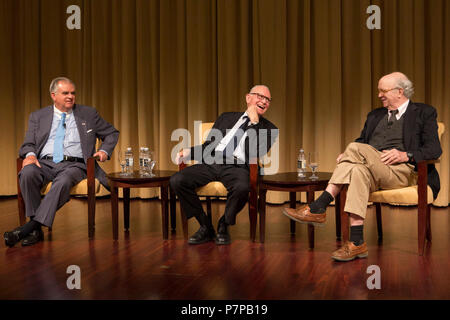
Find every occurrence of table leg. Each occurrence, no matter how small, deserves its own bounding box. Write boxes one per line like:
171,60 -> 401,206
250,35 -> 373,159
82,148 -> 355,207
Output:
259,189 -> 267,243
111,186 -> 119,240
169,186 -> 176,232
340,186 -> 349,242
161,185 -> 169,240
123,188 -> 130,231
289,192 -> 296,234
334,192 -> 341,240
307,191 -> 315,249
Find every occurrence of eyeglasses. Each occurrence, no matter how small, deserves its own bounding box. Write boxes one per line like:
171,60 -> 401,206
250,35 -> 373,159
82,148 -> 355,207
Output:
249,92 -> 272,103
378,87 -> 399,94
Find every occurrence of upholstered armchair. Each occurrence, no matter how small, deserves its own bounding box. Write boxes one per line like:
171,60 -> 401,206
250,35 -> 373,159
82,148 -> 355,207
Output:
339,122 -> 445,255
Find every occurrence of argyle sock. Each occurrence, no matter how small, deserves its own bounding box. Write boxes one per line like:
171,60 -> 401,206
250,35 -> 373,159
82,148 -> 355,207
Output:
350,225 -> 364,246
309,191 -> 334,214
18,220 -> 42,239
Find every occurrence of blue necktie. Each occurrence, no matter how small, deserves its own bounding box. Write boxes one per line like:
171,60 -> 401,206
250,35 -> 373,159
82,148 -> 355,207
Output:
53,112 -> 66,163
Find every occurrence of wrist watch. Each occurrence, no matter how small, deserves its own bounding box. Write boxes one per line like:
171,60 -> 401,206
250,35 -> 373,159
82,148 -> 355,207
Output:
406,152 -> 414,162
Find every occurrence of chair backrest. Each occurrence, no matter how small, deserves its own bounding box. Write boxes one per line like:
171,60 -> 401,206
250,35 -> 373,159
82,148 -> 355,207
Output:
438,122 -> 445,141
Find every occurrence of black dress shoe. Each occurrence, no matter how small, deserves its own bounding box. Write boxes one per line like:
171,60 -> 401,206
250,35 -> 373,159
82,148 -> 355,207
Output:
188,226 -> 215,245
215,222 -> 231,245
21,228 -> 44,247
4,228 -> 22,248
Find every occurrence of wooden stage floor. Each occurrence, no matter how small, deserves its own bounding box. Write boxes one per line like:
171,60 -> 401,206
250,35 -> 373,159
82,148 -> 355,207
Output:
0,196 -> 449,300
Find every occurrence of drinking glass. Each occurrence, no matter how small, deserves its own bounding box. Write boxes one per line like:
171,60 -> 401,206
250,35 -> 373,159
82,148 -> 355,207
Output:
118,150 -> 128,176
145,151 -> 157,177
309,151 -> 319,179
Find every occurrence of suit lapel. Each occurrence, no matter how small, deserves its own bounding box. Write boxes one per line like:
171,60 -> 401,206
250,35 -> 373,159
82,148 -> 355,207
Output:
403,101 -> 417,150
73,105 -> 89,160
38,106 -> 54,155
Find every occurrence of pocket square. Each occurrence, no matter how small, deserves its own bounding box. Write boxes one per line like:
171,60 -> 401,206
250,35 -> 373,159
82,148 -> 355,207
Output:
87,129 -> 93,133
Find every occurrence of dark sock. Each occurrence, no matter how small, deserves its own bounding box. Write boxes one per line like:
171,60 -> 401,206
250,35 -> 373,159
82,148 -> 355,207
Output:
217,216 -> 228,233
18,220 -> 42,239
350,225 -> 364,246
309,191 -> 334,214
195,212 -> 213,229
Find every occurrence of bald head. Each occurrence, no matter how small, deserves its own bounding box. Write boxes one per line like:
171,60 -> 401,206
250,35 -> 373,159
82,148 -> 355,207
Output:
379,72 -> 414,99
377,72 -> 414,109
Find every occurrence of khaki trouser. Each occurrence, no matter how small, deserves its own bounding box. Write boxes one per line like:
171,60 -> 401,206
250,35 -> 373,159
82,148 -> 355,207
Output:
329,142 -> 416,219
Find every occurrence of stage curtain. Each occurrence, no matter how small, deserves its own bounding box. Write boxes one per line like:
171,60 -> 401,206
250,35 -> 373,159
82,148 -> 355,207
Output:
0,0 -> 448,206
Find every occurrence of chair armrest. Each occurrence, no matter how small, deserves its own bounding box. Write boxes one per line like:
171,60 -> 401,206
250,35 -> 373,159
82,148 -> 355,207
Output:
87,156 -> 99,193
249,158 -> 259,198
17,157 -> 23,175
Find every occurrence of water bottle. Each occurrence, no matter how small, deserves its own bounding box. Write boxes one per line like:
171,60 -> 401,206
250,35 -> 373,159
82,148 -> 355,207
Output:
125,147 -> 134,174
139,147 -> 146,175
297,148 -> 306,178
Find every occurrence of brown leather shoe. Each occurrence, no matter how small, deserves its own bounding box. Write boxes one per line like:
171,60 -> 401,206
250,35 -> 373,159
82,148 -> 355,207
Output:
282,205 -> 326,227
331,241 -> 368,262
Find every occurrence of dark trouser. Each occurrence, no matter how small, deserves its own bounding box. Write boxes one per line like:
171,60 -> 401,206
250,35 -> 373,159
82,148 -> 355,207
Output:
18,159 -> 87,227
170,163 -> 250,226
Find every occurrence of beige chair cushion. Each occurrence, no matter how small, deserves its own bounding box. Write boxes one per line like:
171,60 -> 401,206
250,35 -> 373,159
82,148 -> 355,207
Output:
369,185 -> 434,205
196,181 -> 228,197
189,122 -> 228,198
41,179 -> 101,196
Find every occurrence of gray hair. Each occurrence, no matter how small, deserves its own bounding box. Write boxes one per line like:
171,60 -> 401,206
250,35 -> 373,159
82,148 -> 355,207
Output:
49,77 -> 75,94
396,77 -> 414,99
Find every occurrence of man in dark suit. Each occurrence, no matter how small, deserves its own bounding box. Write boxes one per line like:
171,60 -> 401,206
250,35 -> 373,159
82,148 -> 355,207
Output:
4,77 -> 119,247
170,85 -> 278,245
283,72 -> 442,261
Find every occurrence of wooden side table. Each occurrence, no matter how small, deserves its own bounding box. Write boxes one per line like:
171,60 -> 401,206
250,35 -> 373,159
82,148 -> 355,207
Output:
258,172 -> 341,248
107,170 -> 178,240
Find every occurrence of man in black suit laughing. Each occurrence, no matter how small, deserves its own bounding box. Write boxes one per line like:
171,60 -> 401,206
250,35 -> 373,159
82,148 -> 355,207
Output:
170,85 -> 278,245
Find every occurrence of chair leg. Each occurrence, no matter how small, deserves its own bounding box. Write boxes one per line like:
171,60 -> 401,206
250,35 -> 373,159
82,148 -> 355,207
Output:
426,205 -> 432,242
88,190 -> 96,239
375,203 -> 383,242
17,158 -> 26,226
169,187 -> 177,231
206,197 -> 212,225
181,207 -> 188,240
258,189 -> 267,243
18,193 -> 26,226
418,202 -> 427,256
87,157 -> 96,238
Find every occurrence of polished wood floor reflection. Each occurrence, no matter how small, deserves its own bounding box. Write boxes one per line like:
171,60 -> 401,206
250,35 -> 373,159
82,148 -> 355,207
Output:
0,196 -> 449,300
